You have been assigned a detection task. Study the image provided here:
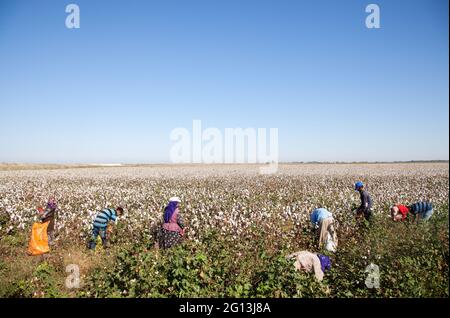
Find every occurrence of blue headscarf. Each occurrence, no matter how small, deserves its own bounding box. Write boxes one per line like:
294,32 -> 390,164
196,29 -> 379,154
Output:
164,201 -> 179,223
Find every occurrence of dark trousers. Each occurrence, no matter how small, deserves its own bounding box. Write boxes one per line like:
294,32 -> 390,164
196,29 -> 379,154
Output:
364,210 -> 372,221
88,226 -> 107,249
42,214 -> 56,243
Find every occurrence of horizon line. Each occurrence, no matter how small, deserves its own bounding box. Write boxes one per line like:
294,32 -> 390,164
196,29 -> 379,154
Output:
1,160 -> 449,166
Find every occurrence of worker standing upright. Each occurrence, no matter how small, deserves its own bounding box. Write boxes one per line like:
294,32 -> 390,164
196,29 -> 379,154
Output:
354,181 -> 373,222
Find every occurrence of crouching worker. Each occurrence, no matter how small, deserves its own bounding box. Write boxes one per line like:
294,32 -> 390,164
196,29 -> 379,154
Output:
287,251 -> 331,282
158,197 -> 185,249
391,201 -> 433,222
310,208 -> 338,252
88,207 -> 123,250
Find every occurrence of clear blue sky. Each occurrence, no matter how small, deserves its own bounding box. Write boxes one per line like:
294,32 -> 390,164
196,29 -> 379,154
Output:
0,0 -> 448,163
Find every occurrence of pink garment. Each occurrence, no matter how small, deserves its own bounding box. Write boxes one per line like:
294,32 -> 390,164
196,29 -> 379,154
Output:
162,208 -> 184,235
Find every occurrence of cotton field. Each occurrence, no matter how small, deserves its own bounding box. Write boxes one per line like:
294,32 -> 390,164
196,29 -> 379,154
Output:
0,163 -> 448,246
0,163 -> 449,298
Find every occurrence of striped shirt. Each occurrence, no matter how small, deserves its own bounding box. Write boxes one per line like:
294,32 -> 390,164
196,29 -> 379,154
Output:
409,202 -> 432,214
93,208 -> 117,228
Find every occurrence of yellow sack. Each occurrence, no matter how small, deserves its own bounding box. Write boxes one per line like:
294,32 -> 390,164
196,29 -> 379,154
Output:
27,221 -> 50,256
95,235 -> 104,253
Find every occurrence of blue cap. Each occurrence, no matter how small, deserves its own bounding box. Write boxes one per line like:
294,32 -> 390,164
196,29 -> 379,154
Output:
355,181 -> 364,190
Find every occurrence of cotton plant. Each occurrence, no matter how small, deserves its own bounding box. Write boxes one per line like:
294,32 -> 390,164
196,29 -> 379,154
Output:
0,163 -> 447,245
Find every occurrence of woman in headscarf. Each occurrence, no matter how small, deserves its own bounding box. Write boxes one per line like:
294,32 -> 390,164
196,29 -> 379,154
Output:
40,197 -> 58,244
158,197 -> 186,249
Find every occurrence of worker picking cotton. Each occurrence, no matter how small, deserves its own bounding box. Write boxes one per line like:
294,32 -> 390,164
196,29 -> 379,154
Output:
40,197 -> 58,245
354,181 -> 373,222
88,206 -> 123,249
391,201 -> 434,222
310,208 -> 338,252
158,197 -> 186,249
287,251 -> 332,281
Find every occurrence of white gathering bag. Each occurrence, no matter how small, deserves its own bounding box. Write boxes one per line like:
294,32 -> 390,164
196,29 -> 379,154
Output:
325,232 -> 337,252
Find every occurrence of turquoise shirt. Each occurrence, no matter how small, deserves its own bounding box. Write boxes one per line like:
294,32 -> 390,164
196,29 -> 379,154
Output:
93,208 -> 117,228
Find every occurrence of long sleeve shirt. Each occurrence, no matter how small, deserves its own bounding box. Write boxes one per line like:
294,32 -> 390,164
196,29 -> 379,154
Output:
290,251 -> 324,281
358,190 -> 372,214
93,208 -> 117,229
409,202 -> 432,214
162,208 -> 185,234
